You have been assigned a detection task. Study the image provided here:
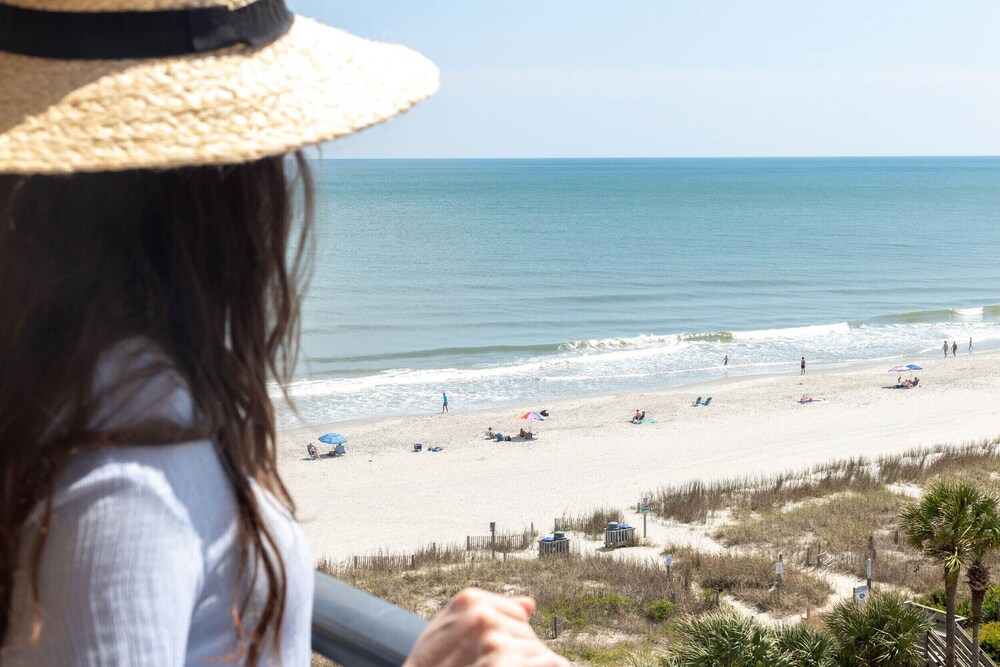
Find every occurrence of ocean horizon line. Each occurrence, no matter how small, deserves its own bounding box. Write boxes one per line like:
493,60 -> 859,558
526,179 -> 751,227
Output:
313,154 -> 1000,161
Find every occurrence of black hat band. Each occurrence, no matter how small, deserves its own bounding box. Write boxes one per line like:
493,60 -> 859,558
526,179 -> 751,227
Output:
0,0 -> 293,60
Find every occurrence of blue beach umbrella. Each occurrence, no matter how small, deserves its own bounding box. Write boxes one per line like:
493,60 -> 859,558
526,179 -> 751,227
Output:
318,432 -> 347,445
905,364 -> 923,371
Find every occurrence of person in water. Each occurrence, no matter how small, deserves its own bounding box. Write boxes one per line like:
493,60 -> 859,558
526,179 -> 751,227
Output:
0,3 -> 565,666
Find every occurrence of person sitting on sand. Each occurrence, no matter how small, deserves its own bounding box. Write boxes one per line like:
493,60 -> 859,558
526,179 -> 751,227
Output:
486,427 -> 494,439
307,442 -> 319,459
631,409 -> 642,423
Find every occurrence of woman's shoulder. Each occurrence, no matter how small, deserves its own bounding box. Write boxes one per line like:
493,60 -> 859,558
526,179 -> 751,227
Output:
49,440 -> 237,541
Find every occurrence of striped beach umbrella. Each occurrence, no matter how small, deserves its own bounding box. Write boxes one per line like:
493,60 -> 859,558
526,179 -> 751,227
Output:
517,411 -> 545,434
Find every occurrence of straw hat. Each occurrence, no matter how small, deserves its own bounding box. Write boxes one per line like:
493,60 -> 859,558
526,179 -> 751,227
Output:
0,0 -> 439,173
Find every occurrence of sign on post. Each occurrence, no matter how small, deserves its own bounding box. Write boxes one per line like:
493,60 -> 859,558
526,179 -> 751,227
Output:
664,553 -> 673,579
641,497 -> 651,513
854,584 -> 870,605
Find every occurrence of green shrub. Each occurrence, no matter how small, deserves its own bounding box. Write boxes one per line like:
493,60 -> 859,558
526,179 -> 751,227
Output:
643,599 -> 675,622
826,593 -> 928,667
542,592 -> 633,630
980,622 -> 1000,662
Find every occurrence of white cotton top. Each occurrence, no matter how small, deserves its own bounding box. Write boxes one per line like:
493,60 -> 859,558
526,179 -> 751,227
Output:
1,341 -> 314,666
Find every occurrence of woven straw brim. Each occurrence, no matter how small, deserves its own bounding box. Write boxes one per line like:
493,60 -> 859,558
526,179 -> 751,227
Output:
0,16 -> 439,173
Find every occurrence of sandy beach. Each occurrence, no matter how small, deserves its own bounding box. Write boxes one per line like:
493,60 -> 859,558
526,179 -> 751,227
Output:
278,351 -> 1000,563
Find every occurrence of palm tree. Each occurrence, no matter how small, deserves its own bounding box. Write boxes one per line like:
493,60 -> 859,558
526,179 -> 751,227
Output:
826,593 -> 928,667
670,611 -> 790,667
899,480 -> 979,667
961,487 -> 1000,666
773,623 -> 836,667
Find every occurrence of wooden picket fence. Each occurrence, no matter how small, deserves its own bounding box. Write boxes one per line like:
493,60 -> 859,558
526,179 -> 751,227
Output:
466,530 -> 534,553
349,543 -> 466,571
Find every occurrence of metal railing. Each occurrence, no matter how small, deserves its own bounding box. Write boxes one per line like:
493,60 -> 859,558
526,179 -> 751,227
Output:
312,571 -> 428,667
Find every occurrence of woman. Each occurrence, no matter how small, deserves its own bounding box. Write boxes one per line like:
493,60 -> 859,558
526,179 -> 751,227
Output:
0,1 -> 566,665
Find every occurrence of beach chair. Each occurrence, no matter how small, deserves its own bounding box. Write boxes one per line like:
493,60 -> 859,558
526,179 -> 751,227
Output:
691,396 -> 702,406
702,397 -> 712,407
306,443 -> 319,460
413,443 -> 423,452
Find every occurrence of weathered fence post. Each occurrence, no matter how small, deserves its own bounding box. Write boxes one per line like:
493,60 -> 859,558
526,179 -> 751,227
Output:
776,554 -> 784,603
490,522 -> 496,560
552,616 -> 559,639
806,545 -> 812,566
466,536 -> 471,551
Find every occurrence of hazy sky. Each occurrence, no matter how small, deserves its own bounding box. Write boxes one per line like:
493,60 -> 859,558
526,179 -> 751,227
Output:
290,1 -> 1000,158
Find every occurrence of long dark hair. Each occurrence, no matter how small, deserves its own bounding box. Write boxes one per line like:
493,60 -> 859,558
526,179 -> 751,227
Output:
0,153 -> 313,662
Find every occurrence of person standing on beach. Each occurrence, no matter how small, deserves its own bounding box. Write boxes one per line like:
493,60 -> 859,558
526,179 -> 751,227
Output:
442,391 -> 449,413
800,357 -> 806,375
944,340 -> 949,357
952,341 -> 958,357
970,338 -> 974,354
723,354 -> 729,366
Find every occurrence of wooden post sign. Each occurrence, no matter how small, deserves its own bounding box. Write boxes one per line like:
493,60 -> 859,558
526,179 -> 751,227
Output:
641,497 -> 650,538
664,553 -> 673,580
775,554 -> 784,599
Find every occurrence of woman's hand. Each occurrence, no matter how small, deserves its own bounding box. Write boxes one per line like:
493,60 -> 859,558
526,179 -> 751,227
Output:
404,588 -> 569,667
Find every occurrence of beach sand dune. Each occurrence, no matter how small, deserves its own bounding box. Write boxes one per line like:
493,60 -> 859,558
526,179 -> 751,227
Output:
278,353 -> 1000,562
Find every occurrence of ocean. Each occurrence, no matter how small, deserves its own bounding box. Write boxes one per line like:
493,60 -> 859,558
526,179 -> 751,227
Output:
276,157 -> 1000,429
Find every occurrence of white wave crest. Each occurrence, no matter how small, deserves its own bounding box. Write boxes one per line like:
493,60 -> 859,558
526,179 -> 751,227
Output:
559,334 -> 680,352
733,322 -> 851,341
955,307 -> 984,320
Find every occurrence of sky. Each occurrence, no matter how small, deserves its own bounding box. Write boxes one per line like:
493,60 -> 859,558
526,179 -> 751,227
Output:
289,1 -> 1000,159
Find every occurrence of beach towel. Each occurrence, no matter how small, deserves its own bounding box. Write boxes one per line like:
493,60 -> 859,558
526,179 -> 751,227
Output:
641,418 -> 657,424
428,445 -> 443,452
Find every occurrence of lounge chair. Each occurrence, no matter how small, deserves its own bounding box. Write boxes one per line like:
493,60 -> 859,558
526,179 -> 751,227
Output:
330,443 -> 346,458
692,396 -> 702,406
306,443 -> 319,460
702,396 -> 712,407
413,443 -> 423,452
